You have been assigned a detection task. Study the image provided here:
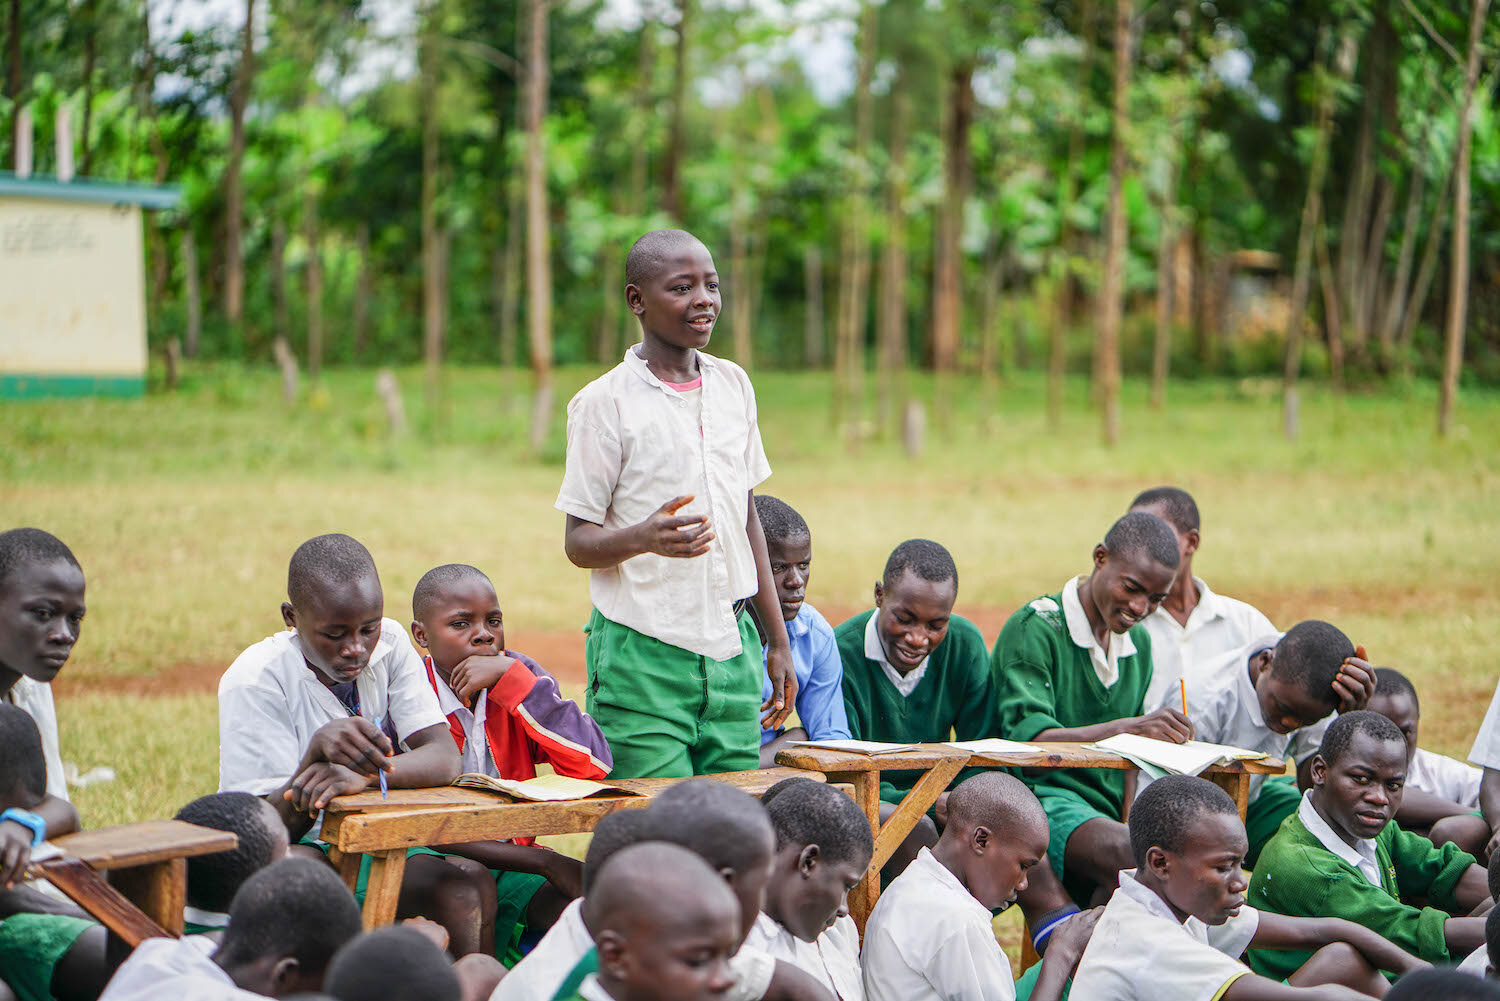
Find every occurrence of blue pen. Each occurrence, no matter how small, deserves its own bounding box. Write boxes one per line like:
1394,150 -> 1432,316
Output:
374,713 -> 389,800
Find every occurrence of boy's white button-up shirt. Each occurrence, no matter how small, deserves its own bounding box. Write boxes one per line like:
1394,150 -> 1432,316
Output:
1408,748 -> 1482,808
744,911 -> 863,1001
6,675 -> 67,801
861,847 -> 1015,1001
98,935 -> 263,1001
555,347 -> 772,661
1071,868 -> 1260,1001
1469,679 -> 1500,771
217,618 -> 446,797
1139,577 -> 1276,713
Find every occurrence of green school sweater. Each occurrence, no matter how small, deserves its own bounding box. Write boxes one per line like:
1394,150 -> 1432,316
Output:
1246,811 -> 1476,980
835,610 -> 997,803
990,592 -> 1153,818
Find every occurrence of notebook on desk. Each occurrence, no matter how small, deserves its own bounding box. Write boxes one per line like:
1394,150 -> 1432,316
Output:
451,773 -> 628,801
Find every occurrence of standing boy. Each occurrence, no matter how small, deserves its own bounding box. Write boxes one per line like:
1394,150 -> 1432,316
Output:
556,228 -> 794,779
752,496 -> 850,767
1126,488 -> 1277,711
1248,711 -> 1490,980
991,512 -> 1189,906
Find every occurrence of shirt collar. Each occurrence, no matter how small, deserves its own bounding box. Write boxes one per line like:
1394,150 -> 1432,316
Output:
1233,634 -> 1283,729
1114,868 -> 1184,924
1298,790 -> 1382,883
576,975 -> 619,1001
911,847 -> 991,920
864,611 -> 929,697
786,607 -> 812,641
622,344 -> 717,391
181,905 -> 228,930
1061,576 -> 1136,687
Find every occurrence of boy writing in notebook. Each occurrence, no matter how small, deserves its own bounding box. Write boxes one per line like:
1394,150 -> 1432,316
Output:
1248,711 -> 1490,981
409,563 -> 611,955
1072,774 -> 1427,1001
556,228 -> 794,779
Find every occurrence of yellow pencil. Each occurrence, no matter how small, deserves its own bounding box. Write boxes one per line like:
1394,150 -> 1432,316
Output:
1180,678 -> 1188,715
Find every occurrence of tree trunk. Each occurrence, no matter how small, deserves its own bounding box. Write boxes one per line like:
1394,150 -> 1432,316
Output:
500,174 -> 523,368
224,0 -> 254,325
421,1 -> 443,407
271,219 -> 289,344
662,0 -> 690,221
305,188 -> 323,379
1437,0 -> 1489,436
80,0 -> 97,175
1150,154 -> 1179,411
1397,164 -> 1452,367
1049,0 -> 1094,430
1377,164 -> 1425,359
1316,223 -> 1344,390
831,0 -> 877,431
525,0 -> 554,452
1334,20 -> 1382,355
876,84 -> 910,435
6,0 -> 19,100
183,227 -> 201,359
803,243 -> 825,368
729,189 -> 753,368
930,62 -> 973,411
1096,0 -> 1133,446
354,221 -> 371,360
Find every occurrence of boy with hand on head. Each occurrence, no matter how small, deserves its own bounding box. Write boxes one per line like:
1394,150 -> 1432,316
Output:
99,856 -> 364,1001
1147,620 -> 1376,866
752,497 -> 849,769
991,512 -> 1189,907
218,534 -> 492,956
556,228 -> 795,779
1073,774 -> 1427,1001
1248,711 -> 1491,981
862,772 -> 1100,1001
409,563 -> 611,954
748,778 -> 872,1000
1367,668 -> 1488,854
1126,488 -> 1277,712
174,792 -> 292,936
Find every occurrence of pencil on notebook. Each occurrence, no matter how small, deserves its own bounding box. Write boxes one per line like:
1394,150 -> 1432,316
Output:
1180,678 -> 1188,715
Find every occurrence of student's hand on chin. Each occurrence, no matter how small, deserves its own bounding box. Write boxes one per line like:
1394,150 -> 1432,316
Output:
0,822 -> 33,890
306,717 -> 394,777
286,761 -> 370,813
450,654 -> 516,703
1331,647 -> 1376,712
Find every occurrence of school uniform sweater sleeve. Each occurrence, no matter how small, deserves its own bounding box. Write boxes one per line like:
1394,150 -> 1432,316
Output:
488,653 -> 613,779
1389,824 -> 1477,912
990,599 -> 1068,742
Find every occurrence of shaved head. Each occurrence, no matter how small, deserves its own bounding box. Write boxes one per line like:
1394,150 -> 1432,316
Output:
411,563 -> 492,621
946,772 -> 1048,838
645,778 -> 774,872
626,229 -> 711,289
584,841 -> 739,940
287,533 -> 379,610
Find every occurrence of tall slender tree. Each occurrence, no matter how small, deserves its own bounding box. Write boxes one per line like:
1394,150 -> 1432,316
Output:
525,0 -> 553,451
1096,0 -> 1134,446
224,0 -> 256,326
831,0 -> 877,431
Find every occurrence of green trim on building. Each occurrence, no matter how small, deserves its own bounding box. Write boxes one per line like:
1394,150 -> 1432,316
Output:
0,374 -> 145,399
0,172 -> 180,210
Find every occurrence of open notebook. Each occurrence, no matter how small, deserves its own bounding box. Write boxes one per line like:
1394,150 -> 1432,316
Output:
451,773 -> 627,801
1086,733 -> 1273,778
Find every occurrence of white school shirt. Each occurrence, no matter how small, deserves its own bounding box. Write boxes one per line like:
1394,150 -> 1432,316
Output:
744,911 -> 863,1001
5,675 -> 68,801
864,610 -> 927,697
429,669 -> 493,777
1297,790 -> 1382,887
1470,679 -> 1500,771
217,618 -> 447,797
861,847 -> 1013,1001
492,898 -> 776,1001
98,935 -> 265,1001
1070,868 -> 1260,1001
1408,748 -> 1482,809
1139,578 -> 1276,714
1061,576 -> 1135,689
554,347 -> 772,661
1458,943 -> 1492,977
1148,634 -> 1331,803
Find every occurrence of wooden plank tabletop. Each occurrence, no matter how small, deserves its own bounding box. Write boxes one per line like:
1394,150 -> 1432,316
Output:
46,820 -> 238,869
776,741 -> 1285,775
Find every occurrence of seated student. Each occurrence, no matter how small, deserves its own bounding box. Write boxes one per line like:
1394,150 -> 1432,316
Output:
991,512 -> 1189,906
752,497 -> 850,769
174,792 -> 292,936
1127,487 -> 1277,712
1248,711 -> 1491,981
1367,668 -> 1488,854
217,533 -> 489,955
1073,774 -> 1427,1001
1385,968 -> 1500,1000
1147,621 -> 1376,866
409,563 -> 612,955
99,856 -> 364,1001
1454,851 -> 1500,978
554,842 -> 743,1001
747,778 -> 872,1000
862,772 -> 1100,1001
325,926 -> 462,1001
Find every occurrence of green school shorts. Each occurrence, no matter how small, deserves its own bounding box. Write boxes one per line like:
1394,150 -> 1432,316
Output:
1245,775 -> 1302,868
584,608 -> 762,779
495,869 -> 548,968
300,840 -> 447,900
1035,786 -> 1118,904
0,913 -> 95,1001
1014,960 -> 1072,1001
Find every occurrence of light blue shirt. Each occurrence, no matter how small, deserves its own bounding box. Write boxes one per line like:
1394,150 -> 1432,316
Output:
761,602 -> 851,745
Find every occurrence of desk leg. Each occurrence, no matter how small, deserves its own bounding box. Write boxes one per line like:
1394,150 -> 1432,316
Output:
1205,772 -> 1252,822
328,847 -> 364,893
110,858 -> 186,936
871,757 -> 967,874
829,772 -> 881,934
361,850 -> 408,930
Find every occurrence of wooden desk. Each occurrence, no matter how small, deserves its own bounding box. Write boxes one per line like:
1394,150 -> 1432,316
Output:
774,742 -> 1284,931
32,820 -> 239,944
321,766 -> 823,929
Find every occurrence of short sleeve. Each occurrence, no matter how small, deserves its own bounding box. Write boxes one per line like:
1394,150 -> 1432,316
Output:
1204,904 -> 1260,959
554,386 -> 624,525
724,945 -> 775,1001
218,680 -> 302,795
381,623 -> 447,743
740,372 -> 771,489
1470,680 -> 1500,770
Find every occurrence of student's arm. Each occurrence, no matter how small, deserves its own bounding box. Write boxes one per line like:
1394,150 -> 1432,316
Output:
1028,708 -> 1193,744
1480,768 -> 1500,858
452,655 -> 613,778
758,961 -> 836,1001
1250,911 -> 1427,976
287,722 -> 459,813
1397,787 -> 1479,827
1222,977 -> 1375,1001
1389,823 -> 1489,914
747,491 -> 796,731
562,500 -> 713,569
758,728 -> 809,768
432,840 -> 582,897
1028,907 -> 1101,1001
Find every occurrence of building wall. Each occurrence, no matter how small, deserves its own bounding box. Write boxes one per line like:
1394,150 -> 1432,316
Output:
0,195 -> 148,397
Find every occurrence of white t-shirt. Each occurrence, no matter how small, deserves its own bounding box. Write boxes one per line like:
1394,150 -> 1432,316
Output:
1071,868 -> 1261,1001
554,347 -> 772,661
1470,680 -> 1500,771
1408,748 -> 1482,809
98,936 -> 265,1001
217,618 -> 446,798
861,847 -> 1014,1001
1458,943 -> 1492,977
744,911 -> 863,1001
6,675 -> 68,802
1140,578 -> 1276,713
491,898 -> 776,1001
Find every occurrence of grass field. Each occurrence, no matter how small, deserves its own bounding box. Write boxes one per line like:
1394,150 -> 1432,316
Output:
6,362 -> 1499,958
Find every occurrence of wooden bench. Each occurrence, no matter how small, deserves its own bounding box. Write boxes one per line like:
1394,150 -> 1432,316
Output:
30,820 -> 239,944
321,766 -> 827,930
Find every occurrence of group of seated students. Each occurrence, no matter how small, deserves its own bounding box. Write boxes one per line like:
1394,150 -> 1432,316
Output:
7,475 -> 1500,1001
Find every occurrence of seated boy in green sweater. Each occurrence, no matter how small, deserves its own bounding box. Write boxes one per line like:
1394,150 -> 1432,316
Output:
1248,710 -> 1491,981
992,512 -> 1190,907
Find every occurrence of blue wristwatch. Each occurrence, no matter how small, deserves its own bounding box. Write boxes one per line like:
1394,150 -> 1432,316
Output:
0,808 -> 46,847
